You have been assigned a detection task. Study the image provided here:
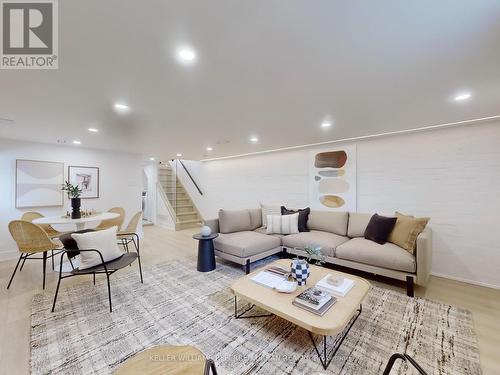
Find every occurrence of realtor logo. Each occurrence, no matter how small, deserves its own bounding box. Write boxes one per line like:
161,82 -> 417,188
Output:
1,0 -> 58,69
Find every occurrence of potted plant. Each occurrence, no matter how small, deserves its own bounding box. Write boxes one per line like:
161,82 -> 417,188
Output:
303,245 -> 325,265
62,180 -> 83,219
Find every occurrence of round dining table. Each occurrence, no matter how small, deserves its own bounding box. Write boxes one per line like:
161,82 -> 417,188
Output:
32,212 -> 119,231
32,212 -> 121,272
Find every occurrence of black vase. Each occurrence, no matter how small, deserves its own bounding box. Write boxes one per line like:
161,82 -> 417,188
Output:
71,198 -> 81,219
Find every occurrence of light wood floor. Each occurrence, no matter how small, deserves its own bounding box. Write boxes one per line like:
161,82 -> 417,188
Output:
0,225 -> 499,374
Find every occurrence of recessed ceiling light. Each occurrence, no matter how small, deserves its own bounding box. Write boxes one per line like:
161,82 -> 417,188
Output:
114,103 -> 130,111
250,136 -> 259,143
73,140 -> 81,145
176,47 -> 197,63
321,121 -> 332,128
206,146 -> 213,151
149,157 -> 155,161
88,128 -> 99,133
454,92 -> 472,101
176,153 -> 182,157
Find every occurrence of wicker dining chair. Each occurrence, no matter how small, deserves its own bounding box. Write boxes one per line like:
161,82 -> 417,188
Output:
95,207 -> 126,231
7,220 -> 63,290
117,211 -> 142,252
21,211 -> 66,239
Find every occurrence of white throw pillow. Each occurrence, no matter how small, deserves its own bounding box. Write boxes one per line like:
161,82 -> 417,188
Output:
71,226 -> 124,270
260,203 -> 282,227
266,213 -> 299,235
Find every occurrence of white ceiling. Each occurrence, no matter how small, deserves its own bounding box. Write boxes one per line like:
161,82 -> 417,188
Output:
1,0 -> 499,160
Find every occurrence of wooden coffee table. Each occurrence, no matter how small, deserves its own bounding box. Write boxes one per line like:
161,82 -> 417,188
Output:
230,259 -> 370,370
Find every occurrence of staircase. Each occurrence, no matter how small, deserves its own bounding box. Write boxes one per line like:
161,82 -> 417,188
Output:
158,164 -> 203,230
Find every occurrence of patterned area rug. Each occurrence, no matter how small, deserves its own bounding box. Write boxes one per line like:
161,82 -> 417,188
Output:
31,260 -> 482,374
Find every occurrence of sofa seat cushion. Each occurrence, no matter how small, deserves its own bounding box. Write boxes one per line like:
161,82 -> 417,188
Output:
336,238 -> 416,273
214,231 -> 281,258
282,230 -> 349,257
253,227 -> 284,239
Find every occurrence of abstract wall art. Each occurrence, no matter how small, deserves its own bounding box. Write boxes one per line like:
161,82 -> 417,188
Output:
16,159 -> 64,208
68,166 -> 100,199
309,145 -> 356,211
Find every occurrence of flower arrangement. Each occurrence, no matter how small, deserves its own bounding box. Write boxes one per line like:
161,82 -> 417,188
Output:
61,180 -> 82,198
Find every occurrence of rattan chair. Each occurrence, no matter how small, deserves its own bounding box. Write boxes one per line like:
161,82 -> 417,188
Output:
117,211 -> 142,252
7,220 -> 63,290
95,207 -> 126,231
21,211 -> 66,239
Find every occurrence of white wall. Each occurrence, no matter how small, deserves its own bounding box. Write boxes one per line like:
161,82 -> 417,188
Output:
0,139 -> 143,260
180,120 -> 500,288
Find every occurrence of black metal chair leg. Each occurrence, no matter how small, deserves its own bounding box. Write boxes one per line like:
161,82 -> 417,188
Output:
136,237 -> 143,283
42,251 -> 47,290
93,273 -> 96,285
131,237 -> 138,251
7,253 -> 24,289
51,250 -> 55,270
19,253 -> 28,271
51,255 -> 65,312
105,272 -> 112,312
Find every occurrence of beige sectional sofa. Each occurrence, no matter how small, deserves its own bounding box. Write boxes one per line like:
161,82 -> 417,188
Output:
204,209 -> 432,296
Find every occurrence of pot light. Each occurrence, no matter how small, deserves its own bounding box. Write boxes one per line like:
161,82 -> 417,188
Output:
176,153 -> 182,157
454,92 -> 472,102
149,157 -> 155,161
250,136 -> 259,143
321,121 -> 332,128
176,47 -> 197,63
73,140 -> 81,145
114,103 -> 130,112
206,146 -> 213,151
88,128 -> 99,133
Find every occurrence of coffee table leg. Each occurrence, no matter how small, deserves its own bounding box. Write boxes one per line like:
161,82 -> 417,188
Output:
308,304 -> 362,370
233,296 -> 273,319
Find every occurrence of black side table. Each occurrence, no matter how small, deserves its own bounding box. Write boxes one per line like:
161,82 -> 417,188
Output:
193,233 -> 219,272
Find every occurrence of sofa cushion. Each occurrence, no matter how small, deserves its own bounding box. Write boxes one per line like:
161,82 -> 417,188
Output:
260,203 -> 281,227
214,231 -> 281,258
307,211 -> 348,236
347,212 -> 372,238
253,227 -> 284,239
281,206 -> 310,232
336,237 -> 416,273
388,212 -> 430,254
248,208 -> 263,230
364,214 -> 397,245
282,230 -> 349,257
266,213 -> 299,235
218,209 -> 252,233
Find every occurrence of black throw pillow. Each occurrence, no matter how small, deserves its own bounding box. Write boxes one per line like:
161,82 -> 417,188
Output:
364,214 -> 397,245
281,206 -> 310,232
59,229 -> 96,258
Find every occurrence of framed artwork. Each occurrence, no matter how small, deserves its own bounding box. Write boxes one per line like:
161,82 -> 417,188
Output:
16,159 -> 64,208
68,166 -> 100,199
309,145 -> 357,212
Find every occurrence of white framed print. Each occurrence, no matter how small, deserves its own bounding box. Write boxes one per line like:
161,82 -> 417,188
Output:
68,166 -> 100,199
16,159 -> 64,208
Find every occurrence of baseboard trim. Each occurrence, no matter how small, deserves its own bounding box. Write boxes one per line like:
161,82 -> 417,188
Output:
431,272 -> 500,290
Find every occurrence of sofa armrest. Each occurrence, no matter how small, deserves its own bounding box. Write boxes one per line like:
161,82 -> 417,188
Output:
204,218 -> 219,234
415,227 -> 432,286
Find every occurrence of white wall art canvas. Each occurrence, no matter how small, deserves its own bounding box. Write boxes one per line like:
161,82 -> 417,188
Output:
309,145 -> 357,211
68,166 -> 99,199
16,160 -> 64,208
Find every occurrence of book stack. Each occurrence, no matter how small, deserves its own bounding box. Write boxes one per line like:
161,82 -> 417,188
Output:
316,275 -> 354,297
292,287 -> 336,316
